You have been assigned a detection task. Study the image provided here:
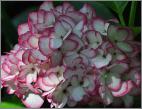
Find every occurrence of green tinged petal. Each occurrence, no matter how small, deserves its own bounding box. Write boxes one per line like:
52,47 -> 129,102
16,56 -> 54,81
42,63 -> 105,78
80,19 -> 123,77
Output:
117,42 -> 132,52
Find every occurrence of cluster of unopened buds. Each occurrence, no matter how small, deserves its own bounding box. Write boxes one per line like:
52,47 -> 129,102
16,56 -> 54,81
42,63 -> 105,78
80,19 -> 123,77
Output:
1,1 -> 141,108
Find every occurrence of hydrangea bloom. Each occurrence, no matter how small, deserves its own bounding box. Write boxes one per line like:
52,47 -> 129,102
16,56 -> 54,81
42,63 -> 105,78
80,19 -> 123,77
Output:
1,2 -> 141,108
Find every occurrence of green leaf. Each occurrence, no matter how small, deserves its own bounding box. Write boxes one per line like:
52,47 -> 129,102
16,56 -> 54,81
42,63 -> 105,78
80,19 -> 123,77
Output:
0,102 -> 24,108
2,6 -> 18,50
130,27 -> 141,37
1,93 -> 24,108
128,1 -> 137,26
98,1 -> 128,14
12,7 -> 37,28
98,1 -> 128,26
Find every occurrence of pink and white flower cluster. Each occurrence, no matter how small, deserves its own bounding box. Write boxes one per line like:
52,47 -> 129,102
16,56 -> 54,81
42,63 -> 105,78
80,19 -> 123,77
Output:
1,1 -> 141,108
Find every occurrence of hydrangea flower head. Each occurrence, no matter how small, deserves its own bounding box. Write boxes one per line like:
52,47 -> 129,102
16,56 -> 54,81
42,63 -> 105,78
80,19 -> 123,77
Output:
1,1 -> 141,108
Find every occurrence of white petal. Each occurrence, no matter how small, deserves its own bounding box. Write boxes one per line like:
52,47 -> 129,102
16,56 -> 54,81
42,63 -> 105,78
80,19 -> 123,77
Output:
26,72 -> 37,84
58,95 -> 68,108
61,39 -> 78,52
99,87 -> 113,105
73,21 -> 84,37
81,48 -> 95,58
49,38 -> 63,49
48,73 -> 60,85
108,76 -> 121,91
39,37 -> 52,56
31,49 -> 47,61
71,86 -> 85,102
18,23 -> 29,36
22,93 -> 44,108
91,54 -> 112,68
93,18 -> 106,35
39,1 -> 53,11
50,51 -> 62,67
55,21 -> 67,38
63,52 -> 79,67
44,12 -> 55,26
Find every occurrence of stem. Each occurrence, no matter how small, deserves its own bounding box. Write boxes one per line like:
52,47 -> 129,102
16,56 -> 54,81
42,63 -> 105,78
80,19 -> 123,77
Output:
128,1 -> 137,26
118,13 -> 126,26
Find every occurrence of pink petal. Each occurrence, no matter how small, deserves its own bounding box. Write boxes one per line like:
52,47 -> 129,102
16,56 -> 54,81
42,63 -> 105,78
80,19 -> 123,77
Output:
42,76 -> 56,86
1,68 -> 9,80
38,77 -> 55,91
68,34 -> 84,51
92,17 -> 106,35
18,23 -> 30,36
8,54 -> 19,65
22,50 -> 30,64
28,52 -> 37,64
18,32 -> 30,44
15,49 -> 25,60
127,80 -> 133,93
7,86 -> 16,94
22,93 -> 44,108
2,75 -> 16,81
2,63 -> 11,73
111,82 -> 128,97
